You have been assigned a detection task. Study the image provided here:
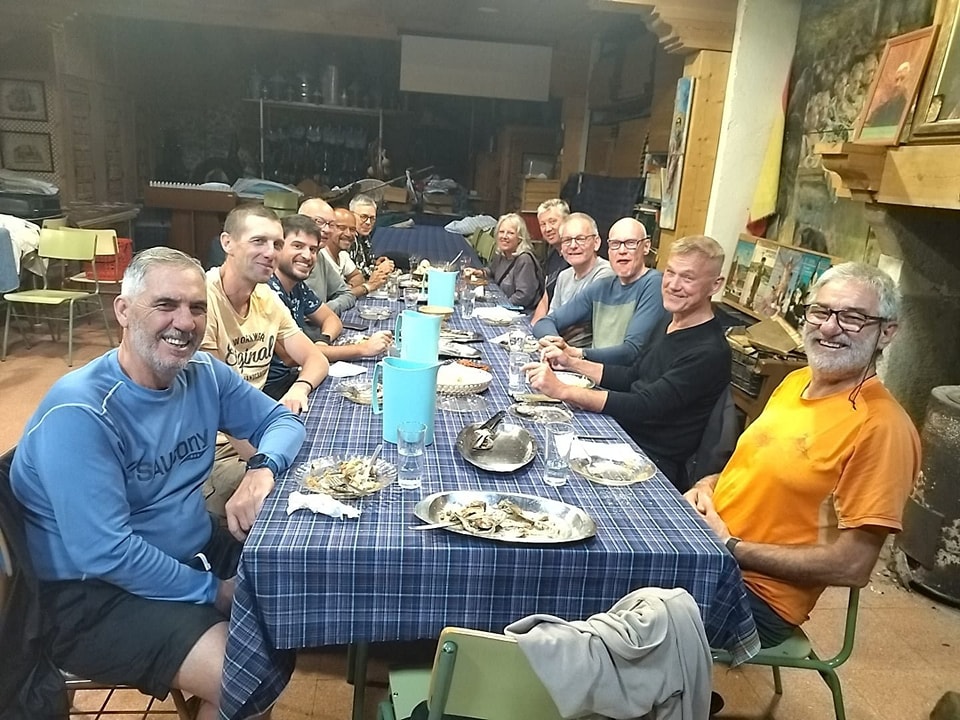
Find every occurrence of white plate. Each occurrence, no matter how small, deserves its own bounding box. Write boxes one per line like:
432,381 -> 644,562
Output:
554,371 -> 595,389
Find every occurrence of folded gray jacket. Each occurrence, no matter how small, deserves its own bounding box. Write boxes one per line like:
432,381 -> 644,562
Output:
504,587 -> 711,720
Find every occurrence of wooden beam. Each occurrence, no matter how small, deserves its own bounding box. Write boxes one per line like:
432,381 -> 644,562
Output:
592,0 -> 737,54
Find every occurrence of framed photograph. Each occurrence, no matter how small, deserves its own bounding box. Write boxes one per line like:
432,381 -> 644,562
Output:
659,78 -> 695,231
914,0 -> 960,138
723,236 -> 758,305
0,79 -> 47,121
0,131 -> 54,172
853,26 -> 937,145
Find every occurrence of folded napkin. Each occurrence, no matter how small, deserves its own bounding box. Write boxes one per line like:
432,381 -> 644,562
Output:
475,306 -> 520,322
328,361 -> 368,378
287,491 -> 362,519
570,440 -> 644,464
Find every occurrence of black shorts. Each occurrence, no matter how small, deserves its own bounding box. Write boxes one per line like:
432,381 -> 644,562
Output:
40,519 -> 242,699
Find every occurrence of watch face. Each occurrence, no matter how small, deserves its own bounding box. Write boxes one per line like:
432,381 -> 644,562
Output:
247,454 -> 268,469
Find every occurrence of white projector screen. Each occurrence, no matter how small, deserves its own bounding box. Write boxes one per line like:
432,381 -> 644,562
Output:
400,35 -> 552,101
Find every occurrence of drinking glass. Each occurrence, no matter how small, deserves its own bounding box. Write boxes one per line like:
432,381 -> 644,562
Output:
397,421 -> 426,489
543,422 -> 576,487
461,288 -> 476,319
386,275 -> 400,302
508,351 -> 528,392
403,286 -> 420,310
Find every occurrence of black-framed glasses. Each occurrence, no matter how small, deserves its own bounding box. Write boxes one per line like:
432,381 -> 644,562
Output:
310,217 -> 337,230
803,304 -> 886,332
357,213 -> 376,224
608,238 -> 647,251
560,234 -> 597,248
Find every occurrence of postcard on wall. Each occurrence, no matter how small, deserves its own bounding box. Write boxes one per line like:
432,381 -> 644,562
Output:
780,252 -> 834,329
659,155 -> 683,230
723,237 -> 758,304
753,247 -> 803,319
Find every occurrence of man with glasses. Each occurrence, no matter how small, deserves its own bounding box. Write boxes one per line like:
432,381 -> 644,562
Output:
533,217 -> 666,365
527,236 -> 730,487
685,262 -> 920,649
349,193 -> 379,274
530,212 -> 612,346
298,197 -> 356,315
320,206 -> 393,300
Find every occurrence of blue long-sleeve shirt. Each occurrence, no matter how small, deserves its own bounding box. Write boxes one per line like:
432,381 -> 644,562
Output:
533,270 -> 666,365
11,350 -> 305,605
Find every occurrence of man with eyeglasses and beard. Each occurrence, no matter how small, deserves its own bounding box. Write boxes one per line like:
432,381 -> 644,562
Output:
685,262 -> 920,650
298,197 -> 357,315
533,217 -> 666,366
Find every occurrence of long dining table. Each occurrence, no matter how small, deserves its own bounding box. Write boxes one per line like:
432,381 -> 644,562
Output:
219,288 -> 760,720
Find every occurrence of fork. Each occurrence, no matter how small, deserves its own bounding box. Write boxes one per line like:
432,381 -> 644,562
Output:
357,443 -> 383,483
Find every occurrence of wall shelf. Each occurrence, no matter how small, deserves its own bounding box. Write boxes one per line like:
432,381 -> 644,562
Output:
242,98 -> 383,118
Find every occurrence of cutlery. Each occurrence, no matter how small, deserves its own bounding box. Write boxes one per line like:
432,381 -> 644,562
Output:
358,443 -> 383,482
472,410 -> 506,451
576,435 -> 622,441
409,520 -> 457,531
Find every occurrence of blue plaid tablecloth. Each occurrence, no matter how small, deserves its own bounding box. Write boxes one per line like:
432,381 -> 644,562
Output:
220,295 -> 759,719
372,225 -> 480,266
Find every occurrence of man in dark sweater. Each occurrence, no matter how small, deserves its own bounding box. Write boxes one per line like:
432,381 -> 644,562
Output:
526,235 -> 731,488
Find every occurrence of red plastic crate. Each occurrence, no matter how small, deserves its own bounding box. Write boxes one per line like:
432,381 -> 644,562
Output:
84,236 -> 133,281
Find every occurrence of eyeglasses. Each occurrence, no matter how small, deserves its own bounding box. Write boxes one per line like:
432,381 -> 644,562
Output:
803,304 -> 886,332
608,238 -> 647,252
560,234 -> 597,248
311,217 -> 337,230
356,213 -> 376,224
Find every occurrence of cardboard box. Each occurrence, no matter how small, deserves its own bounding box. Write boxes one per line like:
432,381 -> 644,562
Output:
381,186 -> 408,204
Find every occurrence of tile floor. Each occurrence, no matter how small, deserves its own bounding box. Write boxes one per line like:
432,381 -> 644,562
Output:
3,322 -> 959,720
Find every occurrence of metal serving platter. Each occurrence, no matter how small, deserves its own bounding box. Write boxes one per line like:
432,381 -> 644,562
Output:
509,403 -> 574,424
440,328 -> 484,343
438,341 -> 482,359
413,490 -> 597,544
456,422 -> 537,472
294,455 -> 397,499
569,455 -> 657,486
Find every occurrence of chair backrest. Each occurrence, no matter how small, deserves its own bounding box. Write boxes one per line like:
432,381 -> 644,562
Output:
60,227 -> 118,258
427,627 -> 563,720
38,228 -> 97,262
0,228 -> 19,293
682,385 -> 739,491
41,216 -> 68,230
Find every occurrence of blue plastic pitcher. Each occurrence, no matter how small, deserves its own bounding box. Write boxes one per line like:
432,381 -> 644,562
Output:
427,268 -> 458,308
393,309 -> 441,363
371,357 -> 440,445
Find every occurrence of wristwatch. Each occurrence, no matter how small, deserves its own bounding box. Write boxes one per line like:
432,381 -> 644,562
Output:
725,536 -> 742,556
246,453 -> 280,476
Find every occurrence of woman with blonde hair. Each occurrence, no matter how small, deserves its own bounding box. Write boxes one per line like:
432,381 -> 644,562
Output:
471,213 -> 544,311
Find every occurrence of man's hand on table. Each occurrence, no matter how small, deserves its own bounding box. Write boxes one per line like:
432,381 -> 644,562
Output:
683,474 -> 730,540
360,331 -> 393,357
225,468 -> 275,541
538,336 -> 584,367
280,384 -> 310,415
524,361 -> 568,400
214,577 -> 236,615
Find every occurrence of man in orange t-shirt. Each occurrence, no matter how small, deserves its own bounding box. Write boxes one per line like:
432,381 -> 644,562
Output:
685,262 -> 920,647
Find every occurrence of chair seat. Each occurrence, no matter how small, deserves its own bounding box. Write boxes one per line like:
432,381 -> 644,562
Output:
385,667 -> 432,720
5,289 -> 94,304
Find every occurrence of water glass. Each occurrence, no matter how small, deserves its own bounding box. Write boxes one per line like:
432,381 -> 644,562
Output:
543,422 -> 576,487
508,351 -> 529,391
461,289 -> 476,319
386,276 -> 400,302
397,421 -> 426,489
403,286 -> 420,310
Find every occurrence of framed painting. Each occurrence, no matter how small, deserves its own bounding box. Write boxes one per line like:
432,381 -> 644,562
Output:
0,79 -> 47,121
723,236 -> 758,305
0,131 -> 54,172
913,0 -> 960,138
853,26 -> 937,144
659,77 -> 695,230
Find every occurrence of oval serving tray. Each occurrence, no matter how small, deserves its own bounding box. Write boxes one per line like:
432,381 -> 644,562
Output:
569,455 -> 657,486
455,422 -> 536,473
413,490 -> 596,544
294,455 -> 397,499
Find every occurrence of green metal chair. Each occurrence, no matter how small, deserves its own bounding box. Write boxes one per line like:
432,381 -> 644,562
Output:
377,627 -> 563,720
1,228 -> 114,366
712,587 -> 860,720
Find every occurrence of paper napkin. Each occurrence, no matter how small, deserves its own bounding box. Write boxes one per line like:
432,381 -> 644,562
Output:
287,491 -> 361,519
327,361 -> 368,378
570,440 -> 644,464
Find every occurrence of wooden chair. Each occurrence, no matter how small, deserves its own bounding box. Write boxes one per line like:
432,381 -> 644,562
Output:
0,447 -> 195,719
711,588 -> 861,720
377,627 -> 563,720
1,227 -> 114,366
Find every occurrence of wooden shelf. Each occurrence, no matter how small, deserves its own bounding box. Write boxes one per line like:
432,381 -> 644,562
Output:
243,98 -> 382,118
819,141 -> 960,211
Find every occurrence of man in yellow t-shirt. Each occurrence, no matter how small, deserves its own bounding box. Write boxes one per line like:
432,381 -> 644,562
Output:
685,262 -> 920,647
201,204 -> 329,519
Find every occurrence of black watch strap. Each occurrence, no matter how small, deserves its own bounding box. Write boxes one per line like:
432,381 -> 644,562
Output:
725,536 -> 742,555
246,453 -> 280,476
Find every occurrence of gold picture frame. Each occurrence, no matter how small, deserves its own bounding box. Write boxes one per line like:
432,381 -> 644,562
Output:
853,26 -> 937,145
913,0 -> 960,139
